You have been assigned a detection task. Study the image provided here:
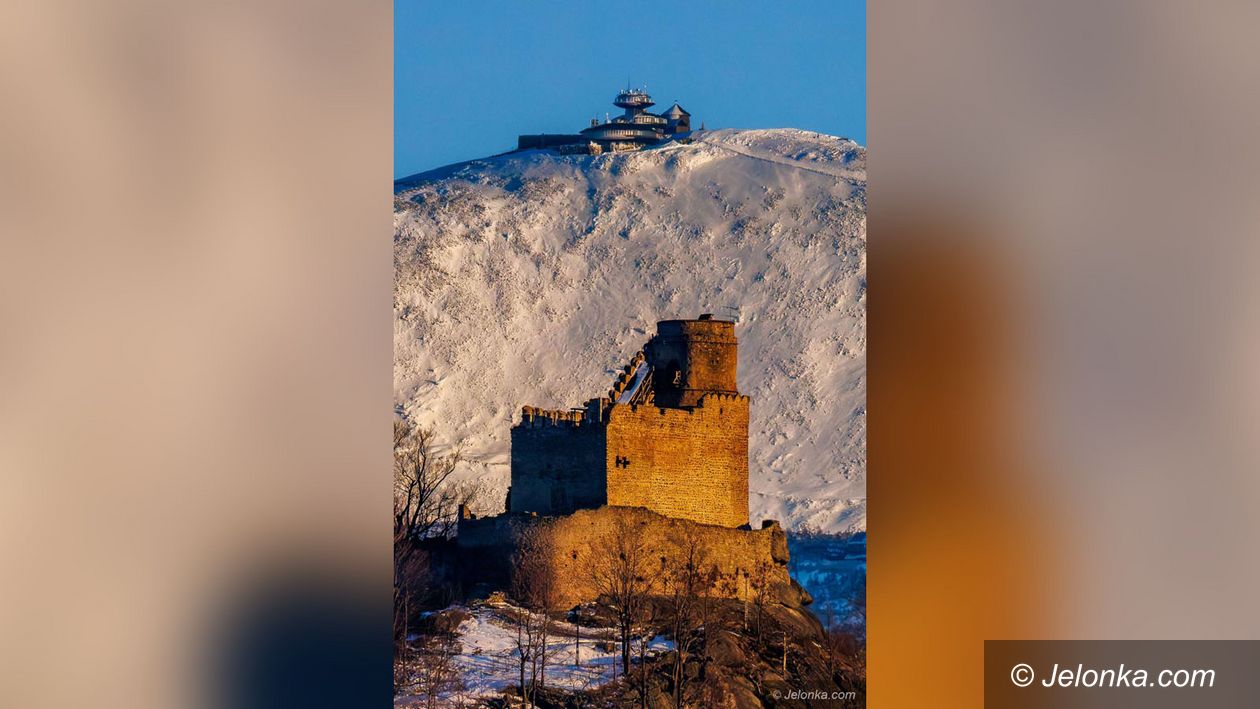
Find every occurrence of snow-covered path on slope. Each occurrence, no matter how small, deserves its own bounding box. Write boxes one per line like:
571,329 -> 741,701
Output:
694,129 -> 865,182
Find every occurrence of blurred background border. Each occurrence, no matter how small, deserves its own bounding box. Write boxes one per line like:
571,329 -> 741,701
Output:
870,1 -> 1260,706
4,1 -> 1260,707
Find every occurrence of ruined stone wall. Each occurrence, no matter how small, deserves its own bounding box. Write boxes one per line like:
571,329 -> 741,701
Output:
541,507 -> 789,609
605,393 -> 749,528
457,506 -> 795,610
453,512 -> 526,592
507,409 -> 607,516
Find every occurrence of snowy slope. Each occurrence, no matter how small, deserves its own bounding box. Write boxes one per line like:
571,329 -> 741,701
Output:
394,129 -> 866,532
396,602 -> 673,705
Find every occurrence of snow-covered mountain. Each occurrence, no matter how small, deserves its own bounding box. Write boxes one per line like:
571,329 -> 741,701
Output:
394,129 -> 866,532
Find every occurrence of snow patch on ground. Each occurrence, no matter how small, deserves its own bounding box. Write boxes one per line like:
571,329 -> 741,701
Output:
396,602 -> 673,705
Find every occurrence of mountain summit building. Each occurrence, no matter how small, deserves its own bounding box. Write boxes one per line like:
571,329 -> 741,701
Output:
517,88 -> 693,154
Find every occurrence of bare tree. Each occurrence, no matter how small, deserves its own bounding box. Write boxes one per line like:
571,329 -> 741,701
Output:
393,547 -> 430,645
394,418 -> 479,644
829,570 -> 867,687
823,612 -> 866,696
590,515 -> 654,679
509,604 -> 540,705
631,584 -> 663,709
574,608 -> 582,667
509,524 -> 559,705
662,529 -> 718,708
822,605 -> 845,678
399,634 -> 464,709
820,564 -> 866,678
394,418 -> 474,546
747,559 -> 774,640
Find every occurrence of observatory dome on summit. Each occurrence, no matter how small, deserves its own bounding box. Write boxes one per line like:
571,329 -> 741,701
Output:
517,88 -> 694,154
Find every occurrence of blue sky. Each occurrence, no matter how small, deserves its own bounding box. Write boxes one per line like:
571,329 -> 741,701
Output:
395,1 -> 865,178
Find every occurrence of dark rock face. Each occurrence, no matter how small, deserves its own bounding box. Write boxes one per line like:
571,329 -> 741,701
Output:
548,599 -> 864,708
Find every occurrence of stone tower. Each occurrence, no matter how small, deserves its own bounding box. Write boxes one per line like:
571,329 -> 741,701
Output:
645,314 -> 739,408
506,315 -> 750,528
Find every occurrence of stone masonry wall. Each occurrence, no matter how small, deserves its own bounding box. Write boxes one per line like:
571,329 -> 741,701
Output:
542,507 -> 789,609
458,506 -> 795,610
605,393 -> 749,528
508,413 -> 606,516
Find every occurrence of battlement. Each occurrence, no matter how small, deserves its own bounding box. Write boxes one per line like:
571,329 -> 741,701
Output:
698,392 -> 750,406
519,405 -> 589,427
605,351 -> 650,404
612,393 -> 748,421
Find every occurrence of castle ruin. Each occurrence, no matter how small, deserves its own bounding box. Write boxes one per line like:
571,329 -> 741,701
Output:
456,315 -> 804,608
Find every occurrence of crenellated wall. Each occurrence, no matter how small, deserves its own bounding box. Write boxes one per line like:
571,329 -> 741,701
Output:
606,393 -> 750,528
508,409 -> 606,516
